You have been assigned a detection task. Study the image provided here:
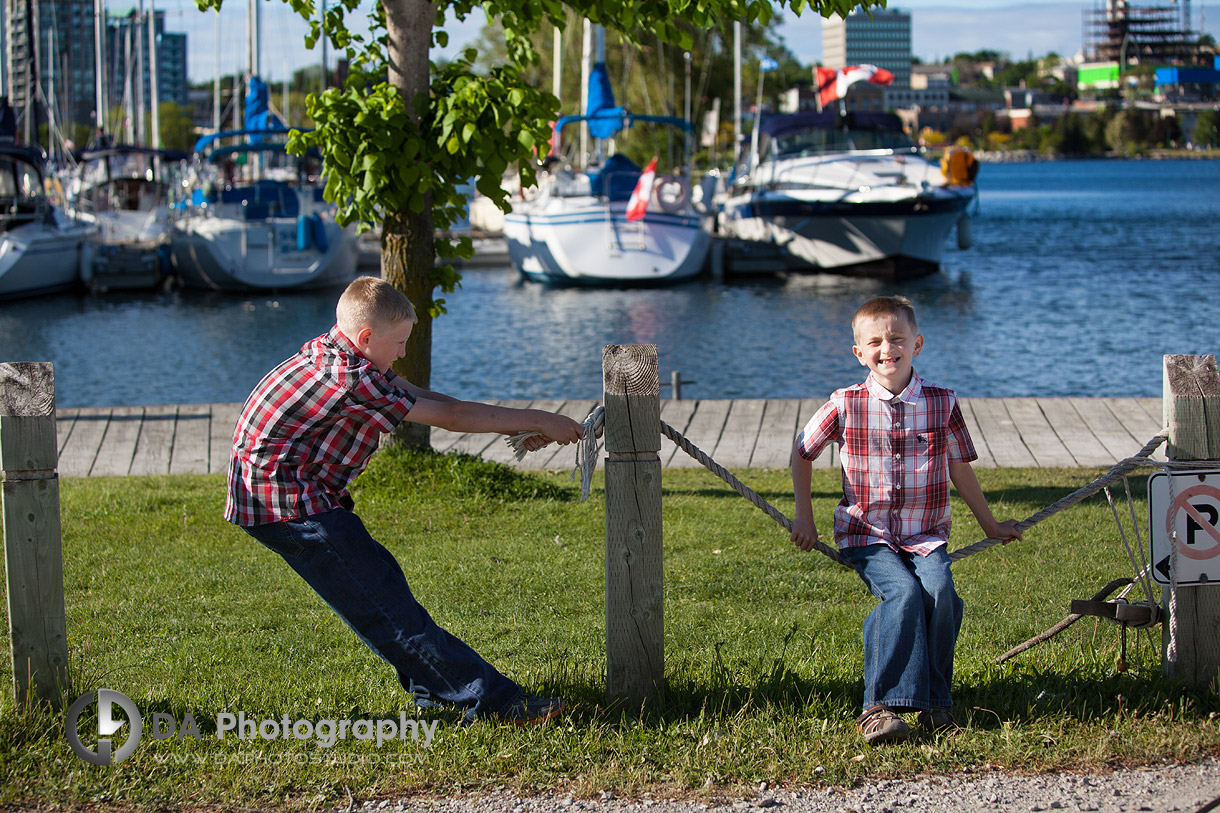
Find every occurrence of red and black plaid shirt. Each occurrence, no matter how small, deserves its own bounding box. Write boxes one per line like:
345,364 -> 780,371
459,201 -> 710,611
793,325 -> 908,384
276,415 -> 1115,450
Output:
225,326 -> 415,526
796,370 -> 977,556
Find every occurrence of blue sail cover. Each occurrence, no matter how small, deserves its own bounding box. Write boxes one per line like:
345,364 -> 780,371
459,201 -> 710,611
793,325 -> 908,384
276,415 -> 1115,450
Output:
585,62 -> 624,140
244,76 -> 284,138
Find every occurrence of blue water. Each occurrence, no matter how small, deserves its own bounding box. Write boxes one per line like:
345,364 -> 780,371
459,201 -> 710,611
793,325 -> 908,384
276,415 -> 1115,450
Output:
2,159 -> 1217,408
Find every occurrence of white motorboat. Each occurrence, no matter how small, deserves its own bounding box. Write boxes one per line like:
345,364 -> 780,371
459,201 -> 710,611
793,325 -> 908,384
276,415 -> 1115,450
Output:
716,111 -> 976,280
0,140 -> 94,299
66,146 -> 187,288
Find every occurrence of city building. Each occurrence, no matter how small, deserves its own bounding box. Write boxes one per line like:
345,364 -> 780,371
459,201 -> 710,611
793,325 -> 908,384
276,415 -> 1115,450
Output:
0,0 -> 188,146
3,0 -> 96,142
822,7 -> 913,89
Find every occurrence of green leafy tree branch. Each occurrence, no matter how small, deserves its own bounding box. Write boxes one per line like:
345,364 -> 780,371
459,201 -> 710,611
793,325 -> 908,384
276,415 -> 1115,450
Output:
194,0 -> 874,448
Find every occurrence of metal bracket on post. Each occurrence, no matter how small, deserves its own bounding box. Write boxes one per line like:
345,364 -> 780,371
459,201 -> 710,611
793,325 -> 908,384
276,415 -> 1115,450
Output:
602,345 -> 664,707
1,362 -> 71,708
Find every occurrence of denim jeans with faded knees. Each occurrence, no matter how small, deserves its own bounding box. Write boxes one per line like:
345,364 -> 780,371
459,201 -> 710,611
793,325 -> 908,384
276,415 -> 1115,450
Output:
839,543 -> 963,713
242,508 -> 523,719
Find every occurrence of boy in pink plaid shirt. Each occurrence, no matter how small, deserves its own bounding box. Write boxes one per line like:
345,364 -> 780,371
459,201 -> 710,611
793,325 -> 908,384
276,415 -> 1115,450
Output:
790,296 -> 1021,745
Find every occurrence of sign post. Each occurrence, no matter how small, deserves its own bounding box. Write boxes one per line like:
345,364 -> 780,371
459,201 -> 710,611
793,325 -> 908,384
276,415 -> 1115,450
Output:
1159,355 -> 1220,690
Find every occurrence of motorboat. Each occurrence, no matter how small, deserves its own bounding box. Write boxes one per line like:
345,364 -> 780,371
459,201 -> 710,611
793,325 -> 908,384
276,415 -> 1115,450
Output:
716,111 -> 976,280
168,78 -> 356,292
0,140 -> 94,299
503,64 -> 711,286
66,145 -> 187,289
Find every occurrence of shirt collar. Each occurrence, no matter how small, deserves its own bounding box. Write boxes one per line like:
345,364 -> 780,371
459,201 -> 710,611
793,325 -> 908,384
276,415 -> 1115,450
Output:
865,369 -> 924,404
328,325 -> 364,359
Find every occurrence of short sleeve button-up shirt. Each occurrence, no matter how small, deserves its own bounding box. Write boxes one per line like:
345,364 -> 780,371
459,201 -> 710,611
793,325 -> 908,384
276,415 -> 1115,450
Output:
225,326 -> 416,526
796,370 -> 977,556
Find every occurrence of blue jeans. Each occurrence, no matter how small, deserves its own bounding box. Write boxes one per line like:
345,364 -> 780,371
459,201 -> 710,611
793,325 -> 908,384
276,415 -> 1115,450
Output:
840,544 -> 963,713
242,508 -> 522,719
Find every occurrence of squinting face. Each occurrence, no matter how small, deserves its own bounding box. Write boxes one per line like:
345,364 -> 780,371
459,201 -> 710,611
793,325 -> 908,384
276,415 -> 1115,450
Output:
357,318 -> 414,374
852,312 -> 923,393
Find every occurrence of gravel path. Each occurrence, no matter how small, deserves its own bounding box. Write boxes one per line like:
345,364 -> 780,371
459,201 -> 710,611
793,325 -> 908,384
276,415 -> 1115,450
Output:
352,758 -> 1220,813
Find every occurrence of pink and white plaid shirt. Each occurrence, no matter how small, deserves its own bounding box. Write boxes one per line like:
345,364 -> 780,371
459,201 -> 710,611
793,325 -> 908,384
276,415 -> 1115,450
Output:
796,370 -> 977,556
225,327 -> 415,526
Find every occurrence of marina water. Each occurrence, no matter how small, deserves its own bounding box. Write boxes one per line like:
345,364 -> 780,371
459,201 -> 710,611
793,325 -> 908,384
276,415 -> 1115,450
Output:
2,158 -> 1218,408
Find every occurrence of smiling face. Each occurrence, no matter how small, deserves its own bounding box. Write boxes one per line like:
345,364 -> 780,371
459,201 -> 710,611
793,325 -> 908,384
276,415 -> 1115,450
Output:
852,311 -> 923,395
354,317 -> 414,374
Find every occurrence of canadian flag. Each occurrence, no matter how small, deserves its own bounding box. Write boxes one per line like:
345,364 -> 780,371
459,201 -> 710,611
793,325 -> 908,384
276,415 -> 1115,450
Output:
815,65 -> 895,108
625,157 -> 658,222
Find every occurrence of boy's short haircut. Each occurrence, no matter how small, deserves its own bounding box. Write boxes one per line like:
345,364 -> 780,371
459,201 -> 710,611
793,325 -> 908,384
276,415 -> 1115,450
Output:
336,276 -> 417,333
852,296 -> 918,337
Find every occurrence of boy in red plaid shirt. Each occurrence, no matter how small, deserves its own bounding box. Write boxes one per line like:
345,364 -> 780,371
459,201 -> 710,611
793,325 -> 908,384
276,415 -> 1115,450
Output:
227,277 -> 582,725
790,296 -> 1021,745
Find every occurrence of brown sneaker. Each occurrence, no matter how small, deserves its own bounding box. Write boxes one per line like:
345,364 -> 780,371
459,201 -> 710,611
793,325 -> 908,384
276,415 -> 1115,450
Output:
916,705 -> 958,733
494,693 -> 565,726
856,704 -> 912,745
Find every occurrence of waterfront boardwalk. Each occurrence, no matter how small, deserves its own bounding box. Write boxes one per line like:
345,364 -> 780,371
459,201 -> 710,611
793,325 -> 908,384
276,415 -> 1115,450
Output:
53,397 -> 1166,479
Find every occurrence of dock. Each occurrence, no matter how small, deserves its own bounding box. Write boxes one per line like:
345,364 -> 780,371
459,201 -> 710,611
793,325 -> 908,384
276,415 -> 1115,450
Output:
53,397 -> 1167,479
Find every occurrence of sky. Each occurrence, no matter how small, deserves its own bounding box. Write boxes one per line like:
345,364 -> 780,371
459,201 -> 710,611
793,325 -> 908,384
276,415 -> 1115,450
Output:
158,0 -> 1218,84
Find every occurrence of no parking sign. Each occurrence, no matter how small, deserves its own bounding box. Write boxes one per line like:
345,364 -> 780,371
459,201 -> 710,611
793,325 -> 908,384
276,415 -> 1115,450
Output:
1148,470 -> 1220,586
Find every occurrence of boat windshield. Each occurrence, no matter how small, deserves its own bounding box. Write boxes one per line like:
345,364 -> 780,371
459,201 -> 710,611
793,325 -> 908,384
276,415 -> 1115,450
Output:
0,157 -> 42,201
771,125 -> 915,157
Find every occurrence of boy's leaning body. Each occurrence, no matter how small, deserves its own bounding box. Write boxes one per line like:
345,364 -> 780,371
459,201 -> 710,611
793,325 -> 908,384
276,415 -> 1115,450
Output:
790,299 -> 1020,745
226,277 -> 581,725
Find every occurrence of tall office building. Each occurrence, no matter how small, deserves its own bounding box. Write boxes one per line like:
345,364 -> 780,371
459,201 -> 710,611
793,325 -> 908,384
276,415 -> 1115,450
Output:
0,1 -> 188,145
822,7 -> 913,90
3,0 -> 97,141
107,10 -> 189,112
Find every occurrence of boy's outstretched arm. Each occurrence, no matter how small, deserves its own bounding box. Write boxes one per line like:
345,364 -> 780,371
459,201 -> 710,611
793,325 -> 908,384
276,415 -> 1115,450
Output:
790,443 -> 820,552
948,461 -> 1022,542
406,398 -> 583,445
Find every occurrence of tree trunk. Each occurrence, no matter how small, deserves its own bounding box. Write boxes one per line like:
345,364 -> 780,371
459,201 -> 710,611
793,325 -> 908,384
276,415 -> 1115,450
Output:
383,0 -> 437,450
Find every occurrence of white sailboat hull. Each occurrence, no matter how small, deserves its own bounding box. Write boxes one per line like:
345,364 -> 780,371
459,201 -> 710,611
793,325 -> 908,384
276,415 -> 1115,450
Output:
169,214 -> 358,291
0,218 -> 92,299
504,198 -> 710,285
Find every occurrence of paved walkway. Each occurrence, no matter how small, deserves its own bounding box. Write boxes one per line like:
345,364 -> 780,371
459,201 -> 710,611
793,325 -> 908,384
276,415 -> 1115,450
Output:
52,398 -> 1166,479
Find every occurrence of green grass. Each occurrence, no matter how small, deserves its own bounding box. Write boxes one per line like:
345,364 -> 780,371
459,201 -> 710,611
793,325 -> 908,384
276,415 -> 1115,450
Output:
1,449 -> 1217,809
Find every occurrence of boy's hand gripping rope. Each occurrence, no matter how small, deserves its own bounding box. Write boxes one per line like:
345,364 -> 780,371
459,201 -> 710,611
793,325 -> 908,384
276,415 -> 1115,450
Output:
508,407 -> 1170,568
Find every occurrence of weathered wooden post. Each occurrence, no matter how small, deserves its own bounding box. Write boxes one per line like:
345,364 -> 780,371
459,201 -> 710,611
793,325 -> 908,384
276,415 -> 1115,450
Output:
0,362 -> 70,707
602,345 -> 664,706
1161,354 -> 1220,690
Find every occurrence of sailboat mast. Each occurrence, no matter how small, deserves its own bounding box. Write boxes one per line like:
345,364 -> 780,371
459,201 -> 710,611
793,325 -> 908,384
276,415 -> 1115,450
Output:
733,22 -> 742,166
320,0 -> 327,91
135,0 -> 145,144
0,0 -> 6,98
212,11 -> 220,132
94,0 -> 106,138
552,26 -> 561,101
580,19 -> 590,165
148,2 -> 160,147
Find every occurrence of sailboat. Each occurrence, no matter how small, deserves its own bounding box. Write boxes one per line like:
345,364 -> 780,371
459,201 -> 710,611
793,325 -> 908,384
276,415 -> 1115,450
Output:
0,103 -> 94,299
66,145 -> 187,289
167,77 -> 357,291
503,62 -> 711,285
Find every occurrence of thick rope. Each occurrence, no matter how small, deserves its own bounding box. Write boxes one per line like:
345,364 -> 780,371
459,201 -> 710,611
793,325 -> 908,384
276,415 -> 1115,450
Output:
946,430 -> 1168,561
657,419 -> 847,565
509,407 -> 1169,572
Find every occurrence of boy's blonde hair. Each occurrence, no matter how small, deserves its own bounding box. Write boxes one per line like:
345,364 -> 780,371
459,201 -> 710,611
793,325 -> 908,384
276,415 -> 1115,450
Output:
852,296 -> 918,338
336,276 -> 417,335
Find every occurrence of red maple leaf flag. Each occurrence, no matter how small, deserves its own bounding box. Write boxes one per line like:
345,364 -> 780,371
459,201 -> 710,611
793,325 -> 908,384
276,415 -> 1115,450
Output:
815,65 -> 895,107
626,157 -> 658,222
